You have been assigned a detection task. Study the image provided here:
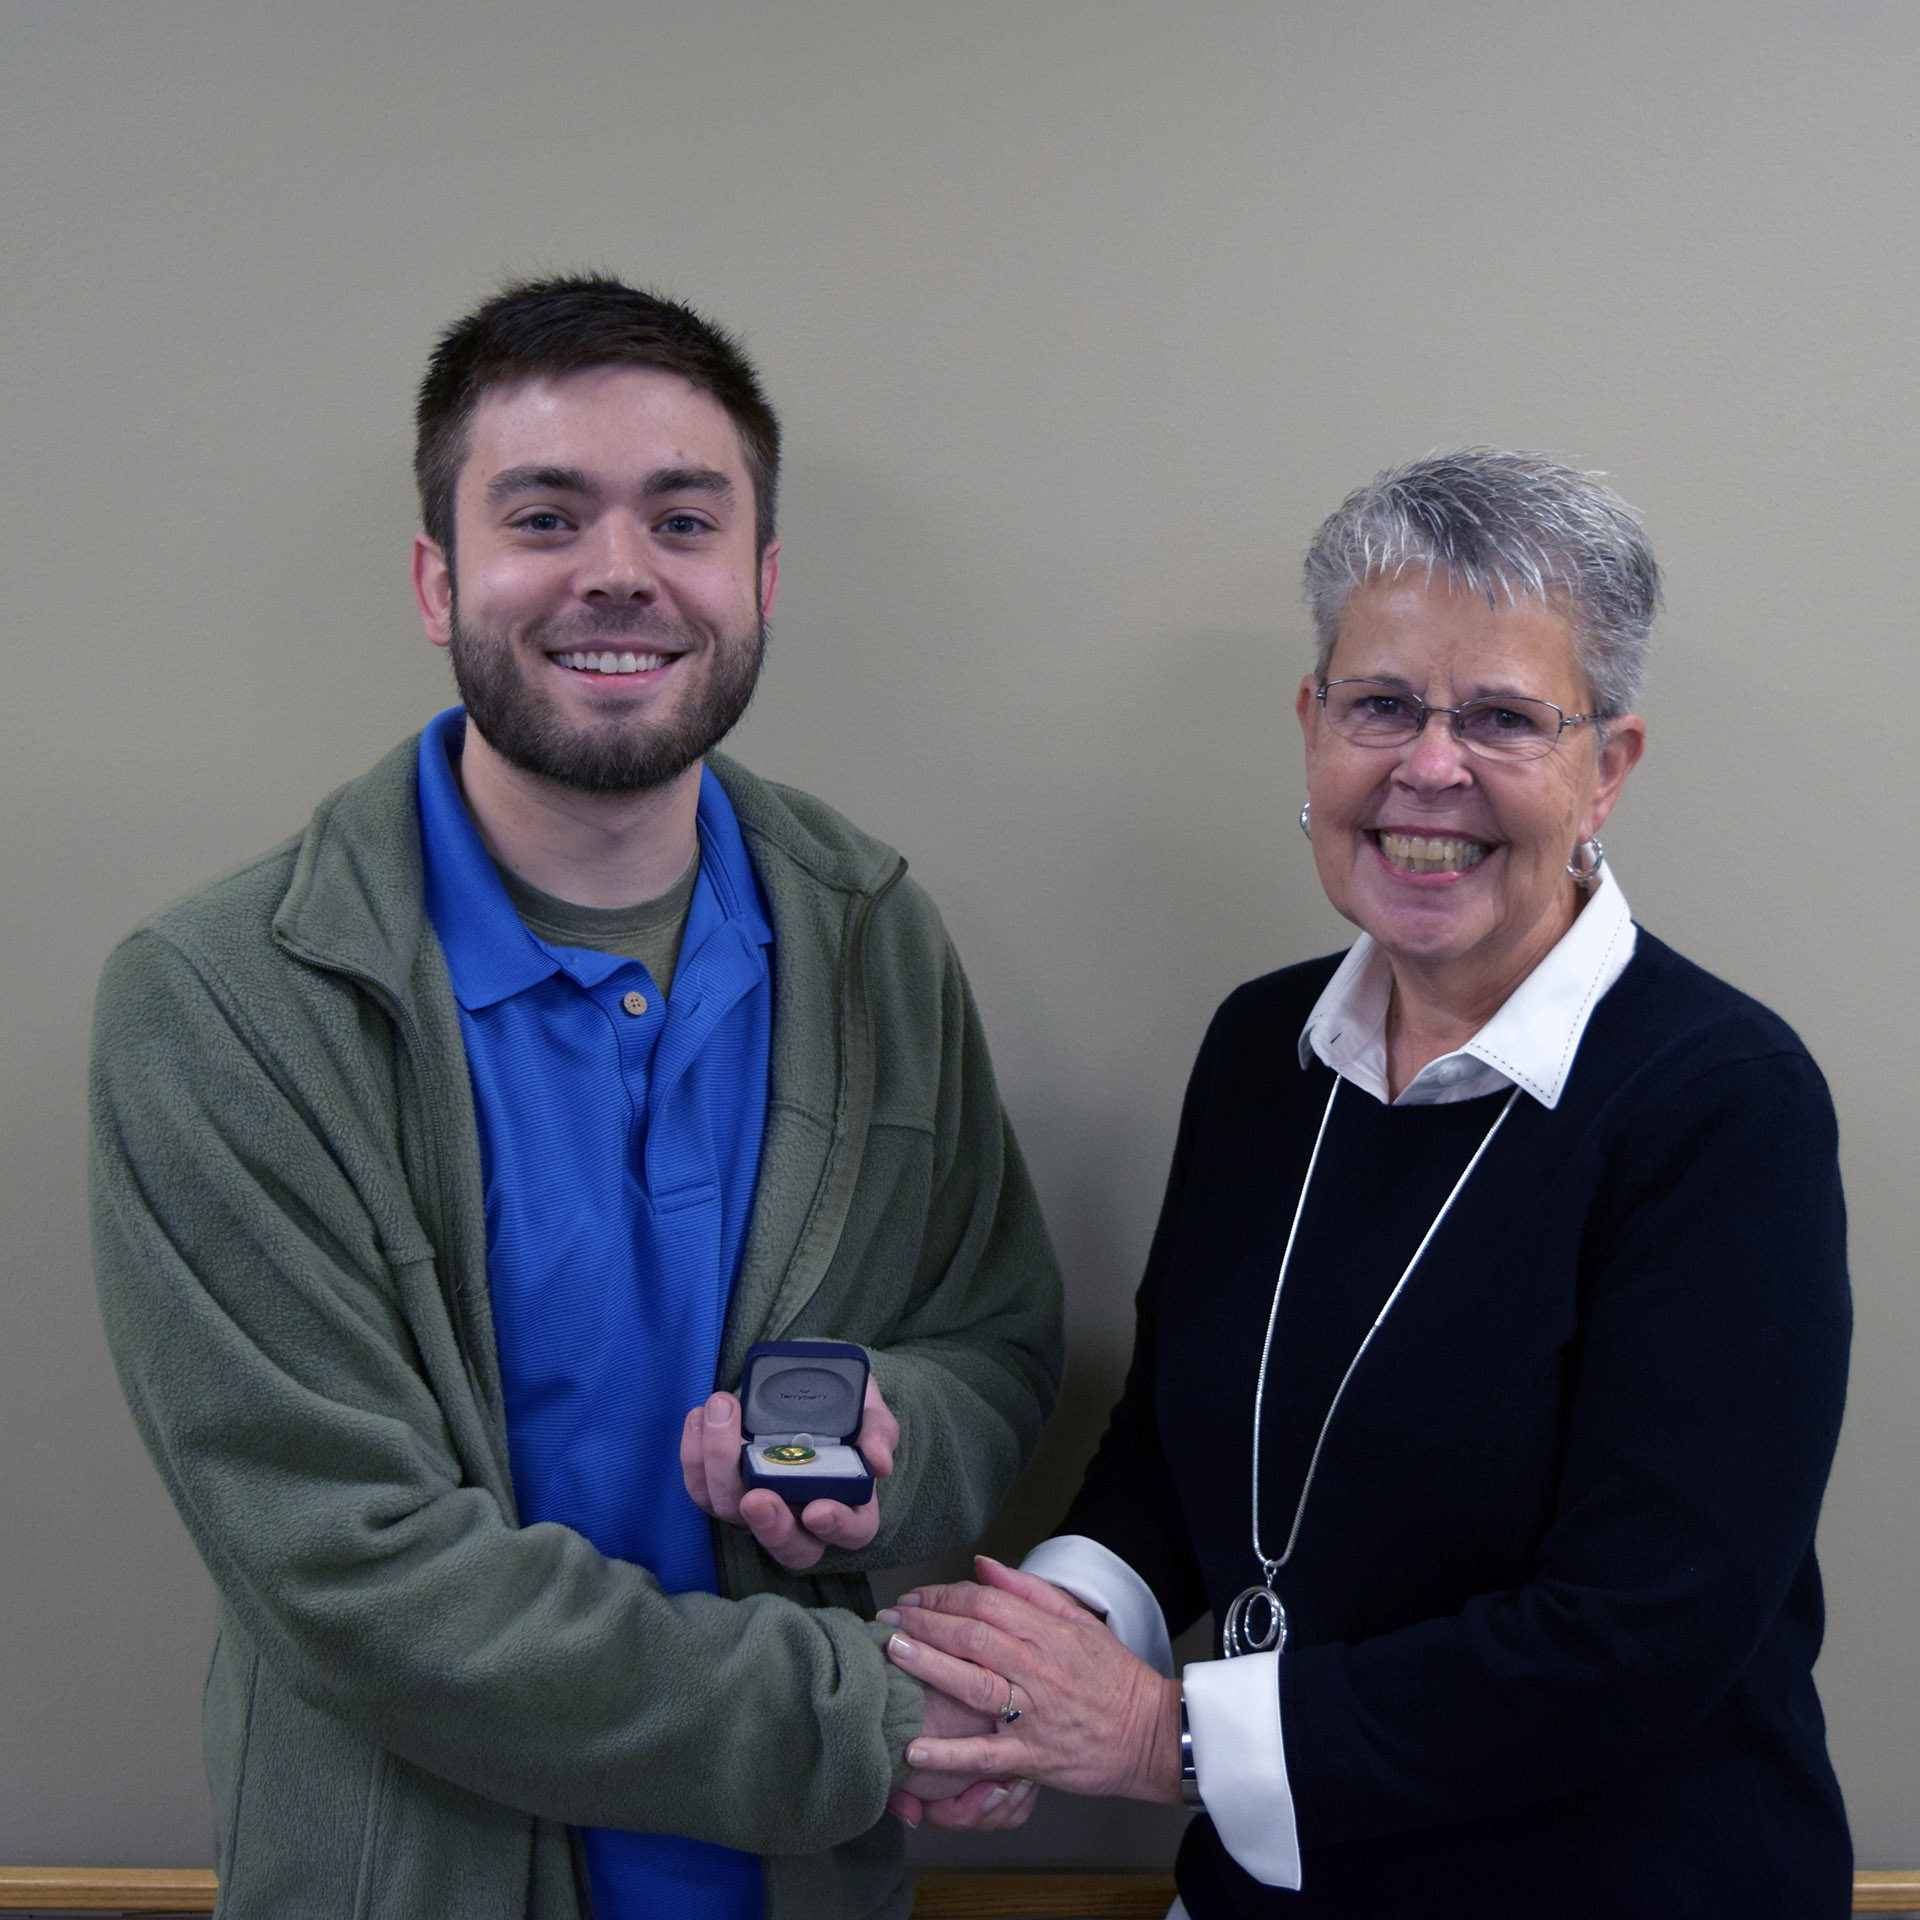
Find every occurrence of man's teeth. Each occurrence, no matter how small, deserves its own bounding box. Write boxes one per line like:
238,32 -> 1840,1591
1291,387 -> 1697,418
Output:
556,650 -> 668,675
1376,831 -> 1489,873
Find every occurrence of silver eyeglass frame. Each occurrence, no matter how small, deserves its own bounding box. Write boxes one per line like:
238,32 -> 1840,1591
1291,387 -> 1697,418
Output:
1315,679 -> 1599,762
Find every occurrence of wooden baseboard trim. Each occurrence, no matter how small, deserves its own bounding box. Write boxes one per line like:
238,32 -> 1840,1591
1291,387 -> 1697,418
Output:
0,1868 -> 218,1913
0,1865 -> 1914,1915
913,1872 -> 1177,1917
1857,1870 -> 1920,1914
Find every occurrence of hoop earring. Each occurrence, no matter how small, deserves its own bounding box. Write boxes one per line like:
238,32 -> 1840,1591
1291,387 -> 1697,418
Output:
1566,837 -> 1604,891
1299,802 -> 1312,841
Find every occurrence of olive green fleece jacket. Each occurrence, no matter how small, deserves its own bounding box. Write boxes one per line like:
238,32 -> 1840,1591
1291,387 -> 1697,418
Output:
89,738 -> 1064,1920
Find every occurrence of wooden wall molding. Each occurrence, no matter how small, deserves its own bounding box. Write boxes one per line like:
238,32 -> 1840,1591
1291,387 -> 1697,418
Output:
1,1865 -> 1916,1915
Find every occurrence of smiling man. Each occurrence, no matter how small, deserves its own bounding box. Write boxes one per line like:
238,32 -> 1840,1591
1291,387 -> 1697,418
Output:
89,277 -> 1063,1920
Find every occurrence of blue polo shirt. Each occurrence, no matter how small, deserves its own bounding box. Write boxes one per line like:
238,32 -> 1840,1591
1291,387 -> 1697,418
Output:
418,707 -> 771,1920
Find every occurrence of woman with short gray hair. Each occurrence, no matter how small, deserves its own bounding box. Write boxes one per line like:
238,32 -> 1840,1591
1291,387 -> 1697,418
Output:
885,449 -> 1852,1918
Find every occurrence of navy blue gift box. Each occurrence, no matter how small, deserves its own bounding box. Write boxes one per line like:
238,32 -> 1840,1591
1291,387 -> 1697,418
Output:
737,1339 -> 875,1509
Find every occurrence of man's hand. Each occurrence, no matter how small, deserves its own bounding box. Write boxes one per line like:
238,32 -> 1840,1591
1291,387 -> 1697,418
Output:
886,1676 -> 1037,1832
680,1373 -> 899,1571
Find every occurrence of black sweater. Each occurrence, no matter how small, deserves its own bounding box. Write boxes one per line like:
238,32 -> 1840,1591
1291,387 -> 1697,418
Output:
1064,932 -> 1852,1919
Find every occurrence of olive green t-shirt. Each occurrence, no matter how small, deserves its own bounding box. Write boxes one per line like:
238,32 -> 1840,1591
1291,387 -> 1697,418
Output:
494,852 -> 701,999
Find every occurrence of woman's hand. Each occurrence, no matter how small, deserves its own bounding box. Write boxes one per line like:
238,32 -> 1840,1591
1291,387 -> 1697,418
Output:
879,1556 -> 1183,1803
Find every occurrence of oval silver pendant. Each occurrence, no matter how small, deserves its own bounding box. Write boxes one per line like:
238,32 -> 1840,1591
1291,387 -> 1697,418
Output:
1223,1583 -> 1287,1657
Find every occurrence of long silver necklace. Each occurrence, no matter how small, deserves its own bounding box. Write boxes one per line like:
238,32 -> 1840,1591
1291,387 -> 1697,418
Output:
1222,1077 -> 1522,1658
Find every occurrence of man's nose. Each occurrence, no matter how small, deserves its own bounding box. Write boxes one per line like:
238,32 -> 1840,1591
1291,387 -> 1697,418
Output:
579,518 -> 657,600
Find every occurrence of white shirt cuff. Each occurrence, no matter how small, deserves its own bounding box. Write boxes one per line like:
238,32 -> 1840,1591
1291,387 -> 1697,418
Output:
1181,1652 -> 1301,1889
1018,1535 -> 1175,1678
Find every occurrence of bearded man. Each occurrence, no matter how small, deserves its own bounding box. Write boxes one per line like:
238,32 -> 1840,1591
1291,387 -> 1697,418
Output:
89,276 -> 1063,1920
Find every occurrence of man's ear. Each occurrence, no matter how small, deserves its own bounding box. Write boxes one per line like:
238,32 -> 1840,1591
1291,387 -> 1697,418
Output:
413,534 -> 453,649
759,540 -> 781,621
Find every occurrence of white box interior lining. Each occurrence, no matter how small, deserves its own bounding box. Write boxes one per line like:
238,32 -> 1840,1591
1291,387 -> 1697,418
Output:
751,1436 -> 867,1479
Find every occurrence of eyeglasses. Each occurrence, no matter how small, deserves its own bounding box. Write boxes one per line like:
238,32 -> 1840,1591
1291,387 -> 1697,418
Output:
1316,680 -> 1597,763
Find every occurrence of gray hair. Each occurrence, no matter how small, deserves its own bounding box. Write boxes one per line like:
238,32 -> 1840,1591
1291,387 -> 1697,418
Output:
1301,447 -> 1661,719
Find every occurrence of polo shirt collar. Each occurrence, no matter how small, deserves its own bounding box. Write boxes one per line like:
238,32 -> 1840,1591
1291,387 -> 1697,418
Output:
1297,864 -> 1637,1109
417,707 -> 771,1015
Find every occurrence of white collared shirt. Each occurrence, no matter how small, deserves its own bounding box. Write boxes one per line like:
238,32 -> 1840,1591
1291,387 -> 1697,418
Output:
1024,869 -> 1637,1891
1298,864 -> 1635,1109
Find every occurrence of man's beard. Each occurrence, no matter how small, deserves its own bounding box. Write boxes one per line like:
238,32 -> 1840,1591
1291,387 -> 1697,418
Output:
446,599 -> 765,795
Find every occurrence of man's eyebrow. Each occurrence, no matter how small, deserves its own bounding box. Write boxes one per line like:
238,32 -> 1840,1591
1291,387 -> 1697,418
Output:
481,465 -> 736,509
642,466 -> 735,502
484,465 -> 592,506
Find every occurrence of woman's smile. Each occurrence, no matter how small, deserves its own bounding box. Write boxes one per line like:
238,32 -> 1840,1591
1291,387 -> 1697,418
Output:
1370,829 -> 1491,876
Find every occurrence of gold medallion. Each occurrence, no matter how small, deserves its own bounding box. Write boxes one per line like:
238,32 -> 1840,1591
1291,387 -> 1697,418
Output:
763,1444 -> 817,1464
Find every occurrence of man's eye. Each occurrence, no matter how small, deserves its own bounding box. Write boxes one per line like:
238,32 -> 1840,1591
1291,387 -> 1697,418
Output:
1360,694 -> 1410,718
514,512 -> 568,534
659,513 -> 710,536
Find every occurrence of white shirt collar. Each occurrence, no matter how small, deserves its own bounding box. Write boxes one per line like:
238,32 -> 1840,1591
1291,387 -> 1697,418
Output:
1297,866 -> 1637,1108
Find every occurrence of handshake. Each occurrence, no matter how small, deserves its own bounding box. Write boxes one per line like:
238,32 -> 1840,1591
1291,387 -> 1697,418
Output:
876,1557 -> 1186,1832
683,1367 -> 1182,1831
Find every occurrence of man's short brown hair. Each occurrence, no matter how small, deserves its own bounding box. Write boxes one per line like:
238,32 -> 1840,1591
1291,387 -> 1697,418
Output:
415,274 -> 781,561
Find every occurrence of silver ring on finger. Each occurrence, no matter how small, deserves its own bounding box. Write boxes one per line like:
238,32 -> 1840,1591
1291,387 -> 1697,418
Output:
999,1682 -> 1023,1725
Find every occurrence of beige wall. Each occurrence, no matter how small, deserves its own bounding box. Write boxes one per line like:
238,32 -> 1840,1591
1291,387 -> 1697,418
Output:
3,0 -> 1914,1875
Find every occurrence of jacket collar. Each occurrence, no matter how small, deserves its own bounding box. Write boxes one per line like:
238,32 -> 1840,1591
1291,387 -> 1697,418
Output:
270,734 -> 436,999
705,750 -> 903,898
269,731 -> 901,1002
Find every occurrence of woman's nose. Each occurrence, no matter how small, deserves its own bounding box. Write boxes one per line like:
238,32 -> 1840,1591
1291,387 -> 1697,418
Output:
1394,712 -> 1475,788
